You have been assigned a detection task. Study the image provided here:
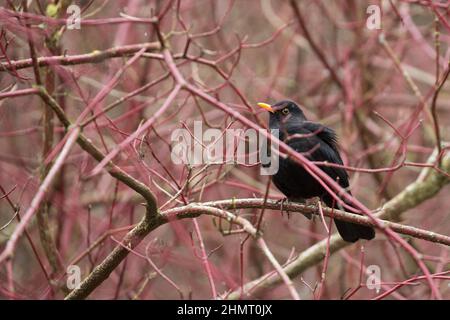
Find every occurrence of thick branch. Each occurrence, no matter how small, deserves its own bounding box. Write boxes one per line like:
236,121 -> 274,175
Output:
65,184 -> 450,299
225,149 -> 450,299
0,127 -> 80,264
0,42 -> 160,72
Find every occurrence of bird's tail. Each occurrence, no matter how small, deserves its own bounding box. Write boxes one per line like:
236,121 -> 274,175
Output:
323,194 -> 375,243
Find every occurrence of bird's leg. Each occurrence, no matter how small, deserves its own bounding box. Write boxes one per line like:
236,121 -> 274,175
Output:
277,197 -> 313,220
276,197 -> 290,218
302,198 -> 319,221
291,197 -> 314,220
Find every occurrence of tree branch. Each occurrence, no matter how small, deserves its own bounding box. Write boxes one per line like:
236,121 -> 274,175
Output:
0,42 -> 160,71
225,148 -> 450,299
65,162 -> 450,299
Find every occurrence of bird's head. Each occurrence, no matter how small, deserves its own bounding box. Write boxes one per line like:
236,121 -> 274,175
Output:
257,100 -> 307,128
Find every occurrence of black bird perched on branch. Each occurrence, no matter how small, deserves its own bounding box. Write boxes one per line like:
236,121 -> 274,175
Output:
258,100 -> 375,242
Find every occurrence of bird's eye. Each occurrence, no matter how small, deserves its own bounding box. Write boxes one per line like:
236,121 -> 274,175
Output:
281,108 -> 290,115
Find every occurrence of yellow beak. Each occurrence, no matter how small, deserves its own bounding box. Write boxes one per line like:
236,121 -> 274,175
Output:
257,102 -> 274,113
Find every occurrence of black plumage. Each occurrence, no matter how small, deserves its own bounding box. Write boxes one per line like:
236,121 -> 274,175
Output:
259,100 -> 375,242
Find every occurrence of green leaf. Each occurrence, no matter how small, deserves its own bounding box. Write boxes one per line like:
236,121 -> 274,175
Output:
46,4 -> 58,18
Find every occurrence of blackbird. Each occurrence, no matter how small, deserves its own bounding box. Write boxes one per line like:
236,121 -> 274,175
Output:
258,100 -> 375,242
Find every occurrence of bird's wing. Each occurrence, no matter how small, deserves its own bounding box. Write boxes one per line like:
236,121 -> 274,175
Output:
301,121 -> 340,154
285,121 -> 350,188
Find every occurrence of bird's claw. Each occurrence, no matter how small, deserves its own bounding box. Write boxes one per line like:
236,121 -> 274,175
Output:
276,197 -> 291,219
276,197 -> 312,220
